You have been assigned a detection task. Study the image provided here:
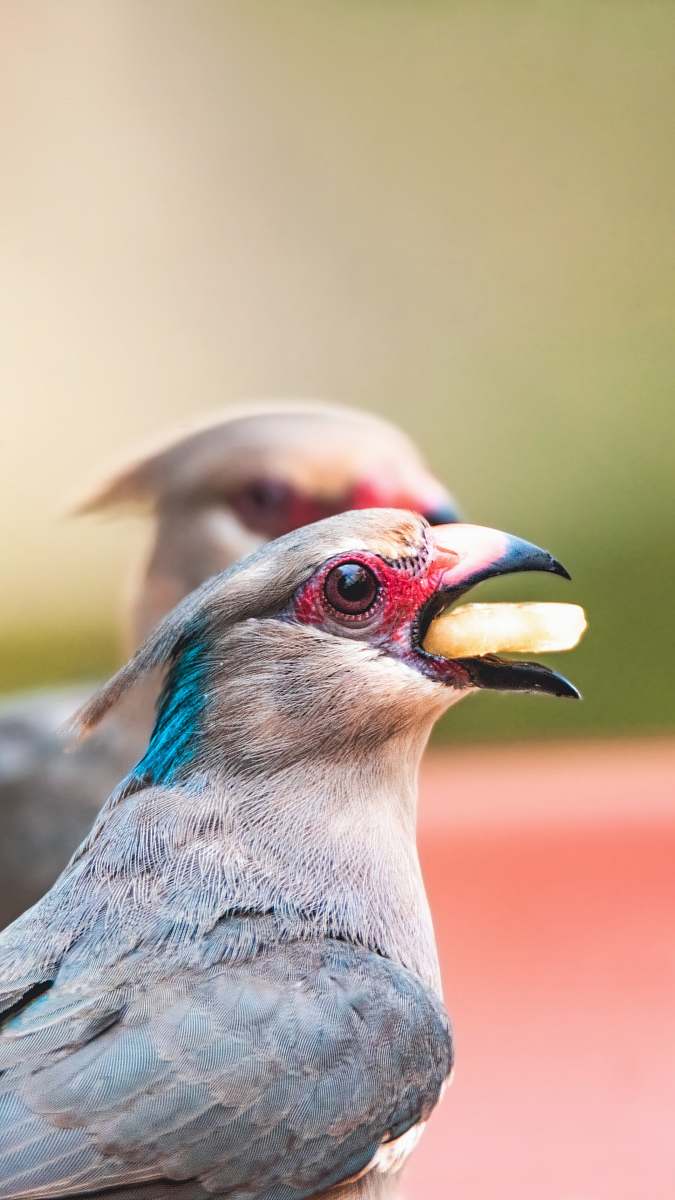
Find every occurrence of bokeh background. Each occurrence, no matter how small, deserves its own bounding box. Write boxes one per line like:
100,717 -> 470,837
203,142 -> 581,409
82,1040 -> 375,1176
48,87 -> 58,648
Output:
2,6 -> 675,1199
2,0 -> 674,741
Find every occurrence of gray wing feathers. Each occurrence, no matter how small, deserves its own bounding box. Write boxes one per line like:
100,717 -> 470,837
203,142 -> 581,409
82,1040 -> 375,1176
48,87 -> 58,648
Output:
0,692 -> 131,927
0,942 -> 451,1199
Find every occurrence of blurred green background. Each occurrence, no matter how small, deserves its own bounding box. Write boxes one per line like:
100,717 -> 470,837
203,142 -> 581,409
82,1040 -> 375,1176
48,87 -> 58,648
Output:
1,0 -> 673,742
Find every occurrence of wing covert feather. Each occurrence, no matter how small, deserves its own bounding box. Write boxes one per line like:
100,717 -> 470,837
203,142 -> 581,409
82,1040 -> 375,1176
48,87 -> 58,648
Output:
0,940 -> 451,1200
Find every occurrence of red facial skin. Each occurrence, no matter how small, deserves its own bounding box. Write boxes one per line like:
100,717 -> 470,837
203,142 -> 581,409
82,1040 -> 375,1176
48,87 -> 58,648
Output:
292,524 -> 520,688
228,482 -> 343,540
228,478 -> 452,540
350,479 -> 450,520
292,549 -> 471,686
290,525 -> 576,700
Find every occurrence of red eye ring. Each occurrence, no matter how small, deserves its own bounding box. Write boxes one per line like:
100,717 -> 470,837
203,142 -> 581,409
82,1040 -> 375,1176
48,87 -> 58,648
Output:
324,561 -> 380,617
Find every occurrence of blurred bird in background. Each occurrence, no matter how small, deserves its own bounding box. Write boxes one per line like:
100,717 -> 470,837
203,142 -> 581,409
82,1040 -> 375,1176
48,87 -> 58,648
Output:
0,509 -> 578,1200
0,403 -> 458,925
79,403 -> 458,652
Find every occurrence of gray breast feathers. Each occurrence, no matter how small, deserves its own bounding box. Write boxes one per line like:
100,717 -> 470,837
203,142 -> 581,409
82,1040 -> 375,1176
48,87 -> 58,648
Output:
0,938 -> 451,1199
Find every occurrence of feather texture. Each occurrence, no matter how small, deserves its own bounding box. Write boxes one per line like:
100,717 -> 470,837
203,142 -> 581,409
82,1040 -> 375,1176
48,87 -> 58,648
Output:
0,939 -> 451,1199
0,510 -> 456,1197
0,407 -> 456,928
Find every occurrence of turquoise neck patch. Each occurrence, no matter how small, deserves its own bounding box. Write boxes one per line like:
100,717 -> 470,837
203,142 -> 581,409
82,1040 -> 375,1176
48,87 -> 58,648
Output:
134,637 -> 209,785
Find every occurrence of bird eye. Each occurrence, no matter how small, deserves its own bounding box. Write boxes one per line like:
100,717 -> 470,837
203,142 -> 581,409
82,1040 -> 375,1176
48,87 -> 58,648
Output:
244,480 -> 290,510
324,561 -> 380,616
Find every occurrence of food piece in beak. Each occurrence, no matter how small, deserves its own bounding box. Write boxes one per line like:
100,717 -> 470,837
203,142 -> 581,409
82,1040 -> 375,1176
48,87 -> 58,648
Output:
422,602 -> 588,661
420,524 -> 583,699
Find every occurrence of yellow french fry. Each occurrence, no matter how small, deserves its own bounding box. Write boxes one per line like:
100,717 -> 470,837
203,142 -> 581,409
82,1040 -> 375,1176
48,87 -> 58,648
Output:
422,602 -> 588,660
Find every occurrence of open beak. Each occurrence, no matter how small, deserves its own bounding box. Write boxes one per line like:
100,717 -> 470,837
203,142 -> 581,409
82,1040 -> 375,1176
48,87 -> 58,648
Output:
416,524 -> 585,699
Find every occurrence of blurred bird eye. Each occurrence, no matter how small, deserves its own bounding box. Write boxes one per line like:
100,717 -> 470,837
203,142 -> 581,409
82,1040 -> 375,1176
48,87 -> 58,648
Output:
229,478 -> 295,536
324,562 -> 380,616
244,480 -> 289,510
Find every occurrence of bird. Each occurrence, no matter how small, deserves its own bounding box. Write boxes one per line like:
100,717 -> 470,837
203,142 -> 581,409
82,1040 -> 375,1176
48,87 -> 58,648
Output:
0,508 -> 578,1199
0,404 -> 459,925
79,403 -> 459,654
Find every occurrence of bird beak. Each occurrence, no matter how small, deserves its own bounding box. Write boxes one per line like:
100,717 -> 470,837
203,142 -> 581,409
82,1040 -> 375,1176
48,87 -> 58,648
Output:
421,499 -> 463,526
416,524 -> 582,699
429,523 -> 571,589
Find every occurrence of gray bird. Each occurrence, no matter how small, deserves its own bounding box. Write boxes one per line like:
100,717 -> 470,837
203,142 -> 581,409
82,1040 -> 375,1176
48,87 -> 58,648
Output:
0,405 -> 458,924
0,508 -> 577,1199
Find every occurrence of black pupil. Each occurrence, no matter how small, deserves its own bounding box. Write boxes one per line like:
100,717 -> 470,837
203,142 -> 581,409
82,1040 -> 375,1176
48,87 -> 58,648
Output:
324,562 -> 378,615
336,564 -> 371,602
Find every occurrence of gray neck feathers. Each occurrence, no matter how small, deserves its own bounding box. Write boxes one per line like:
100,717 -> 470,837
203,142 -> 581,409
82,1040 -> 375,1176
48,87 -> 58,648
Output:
9,618 -> 444,995
7,720 -> 441,996
13,509 -> 447,1002
183,622 -> 443,989
197,737 -> 441,991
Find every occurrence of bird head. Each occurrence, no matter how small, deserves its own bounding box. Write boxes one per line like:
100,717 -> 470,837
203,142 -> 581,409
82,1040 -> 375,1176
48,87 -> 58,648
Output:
77,403 -> 459,648
70,509 -> 584,987
76,509 -> 581,784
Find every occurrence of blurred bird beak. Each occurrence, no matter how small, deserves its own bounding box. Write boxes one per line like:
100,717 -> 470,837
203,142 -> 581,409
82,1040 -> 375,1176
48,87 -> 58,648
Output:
417,524 -> 583,699
422,500 -> 463,526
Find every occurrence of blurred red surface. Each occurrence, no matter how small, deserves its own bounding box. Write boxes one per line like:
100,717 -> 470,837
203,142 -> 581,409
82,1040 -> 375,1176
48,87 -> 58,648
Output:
408,738 -> 675,1200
